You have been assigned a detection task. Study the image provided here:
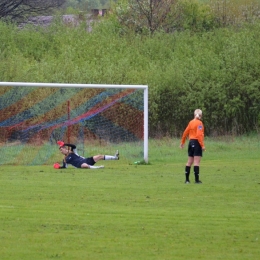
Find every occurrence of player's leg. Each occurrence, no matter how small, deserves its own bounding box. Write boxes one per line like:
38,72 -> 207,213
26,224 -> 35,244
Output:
93,150 -> 119,162
184,141 -> 195,183
185,156 -> 194,183
93,155 -> 105,162
81,163 -> 104,169
193,156 -> 202,183
80,157 -> 104,169
80,151 -> 119,169
81,163 -> 90,168
193,141 -> 203,183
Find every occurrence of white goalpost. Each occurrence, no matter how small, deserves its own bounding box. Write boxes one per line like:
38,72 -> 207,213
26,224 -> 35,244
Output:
0,82 -> 148,165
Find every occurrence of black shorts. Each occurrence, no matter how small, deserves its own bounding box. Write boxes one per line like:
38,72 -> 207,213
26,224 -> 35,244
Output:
188,139 -> 202,157
84,157 -> 96,166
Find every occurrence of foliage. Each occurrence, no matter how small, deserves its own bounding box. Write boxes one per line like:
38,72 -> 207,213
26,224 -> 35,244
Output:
1,18 -> 260,136
110,0 -> 260,34
156,0 -> 219,33
112,0 -> 189,34
209,0 -> 260,27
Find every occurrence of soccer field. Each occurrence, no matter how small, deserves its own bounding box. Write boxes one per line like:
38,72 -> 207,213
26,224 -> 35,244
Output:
1,137 -> 260,260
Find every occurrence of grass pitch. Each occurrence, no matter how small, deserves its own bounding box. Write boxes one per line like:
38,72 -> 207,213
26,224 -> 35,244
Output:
1,137 -> 260,260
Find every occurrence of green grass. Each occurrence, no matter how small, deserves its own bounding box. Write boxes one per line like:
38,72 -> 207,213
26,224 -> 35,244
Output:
1,137 -> 260,259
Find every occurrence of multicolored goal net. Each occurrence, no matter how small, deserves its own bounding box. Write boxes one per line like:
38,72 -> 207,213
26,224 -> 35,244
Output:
0,83 -> 147,166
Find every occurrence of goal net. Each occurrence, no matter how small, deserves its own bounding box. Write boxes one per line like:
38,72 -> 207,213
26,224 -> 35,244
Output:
0,82 -> 148,166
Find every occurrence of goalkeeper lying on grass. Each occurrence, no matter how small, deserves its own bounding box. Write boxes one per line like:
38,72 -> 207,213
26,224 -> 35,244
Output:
53,141 -> 119,169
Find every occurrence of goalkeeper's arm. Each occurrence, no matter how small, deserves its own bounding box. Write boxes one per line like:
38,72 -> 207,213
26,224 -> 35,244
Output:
54,160 -> 67,169
59,160 -> 67,169
57,140 -> 76,151
63,143 -> 76,151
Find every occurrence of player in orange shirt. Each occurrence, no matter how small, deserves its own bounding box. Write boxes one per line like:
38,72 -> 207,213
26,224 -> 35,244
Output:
180,109 -> 205,184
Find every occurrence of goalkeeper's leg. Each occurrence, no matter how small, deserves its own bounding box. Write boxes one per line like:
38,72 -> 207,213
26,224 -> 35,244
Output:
89,165 -> 104,169
81,163 -> 104,169
80,151 -> 119,169
94,150 -> 119,161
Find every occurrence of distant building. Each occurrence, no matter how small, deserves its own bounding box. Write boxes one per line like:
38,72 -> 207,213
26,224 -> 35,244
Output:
91,9 -> 107,17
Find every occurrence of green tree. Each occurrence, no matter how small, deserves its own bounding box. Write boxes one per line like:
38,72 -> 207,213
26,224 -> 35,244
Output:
113,0 -> 181,34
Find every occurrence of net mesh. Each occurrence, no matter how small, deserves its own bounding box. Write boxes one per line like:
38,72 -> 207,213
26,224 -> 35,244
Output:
0,85 -> 144,165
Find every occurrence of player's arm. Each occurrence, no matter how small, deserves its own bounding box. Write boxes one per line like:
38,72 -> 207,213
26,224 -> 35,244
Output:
60,160 -> 68,168
63,143 -> 76,151
180,123 -> 190,148
57,141 -> 76,151
53,160 -> 68,169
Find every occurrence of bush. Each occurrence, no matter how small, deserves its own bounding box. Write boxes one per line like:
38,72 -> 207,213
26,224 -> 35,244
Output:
1,19 -> 260,137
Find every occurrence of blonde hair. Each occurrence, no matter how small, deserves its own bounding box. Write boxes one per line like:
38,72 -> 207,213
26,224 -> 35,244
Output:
194,109 -> 202,119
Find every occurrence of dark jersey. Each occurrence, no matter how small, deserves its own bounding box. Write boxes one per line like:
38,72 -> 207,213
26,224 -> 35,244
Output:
65,153 -> 87,168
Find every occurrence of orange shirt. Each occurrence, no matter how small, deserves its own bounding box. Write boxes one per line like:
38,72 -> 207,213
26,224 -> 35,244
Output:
181,118 -> 205,149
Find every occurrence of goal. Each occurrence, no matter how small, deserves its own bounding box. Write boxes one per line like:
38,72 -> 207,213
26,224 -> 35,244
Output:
0,82 -> 148,166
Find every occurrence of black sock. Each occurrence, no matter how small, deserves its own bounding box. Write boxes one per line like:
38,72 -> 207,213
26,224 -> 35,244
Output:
185,166 -> 190,181
194,166 -> 200,182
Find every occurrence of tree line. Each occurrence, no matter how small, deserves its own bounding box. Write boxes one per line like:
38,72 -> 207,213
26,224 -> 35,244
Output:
1,0 -> 260,137
2,1 -> 260,30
